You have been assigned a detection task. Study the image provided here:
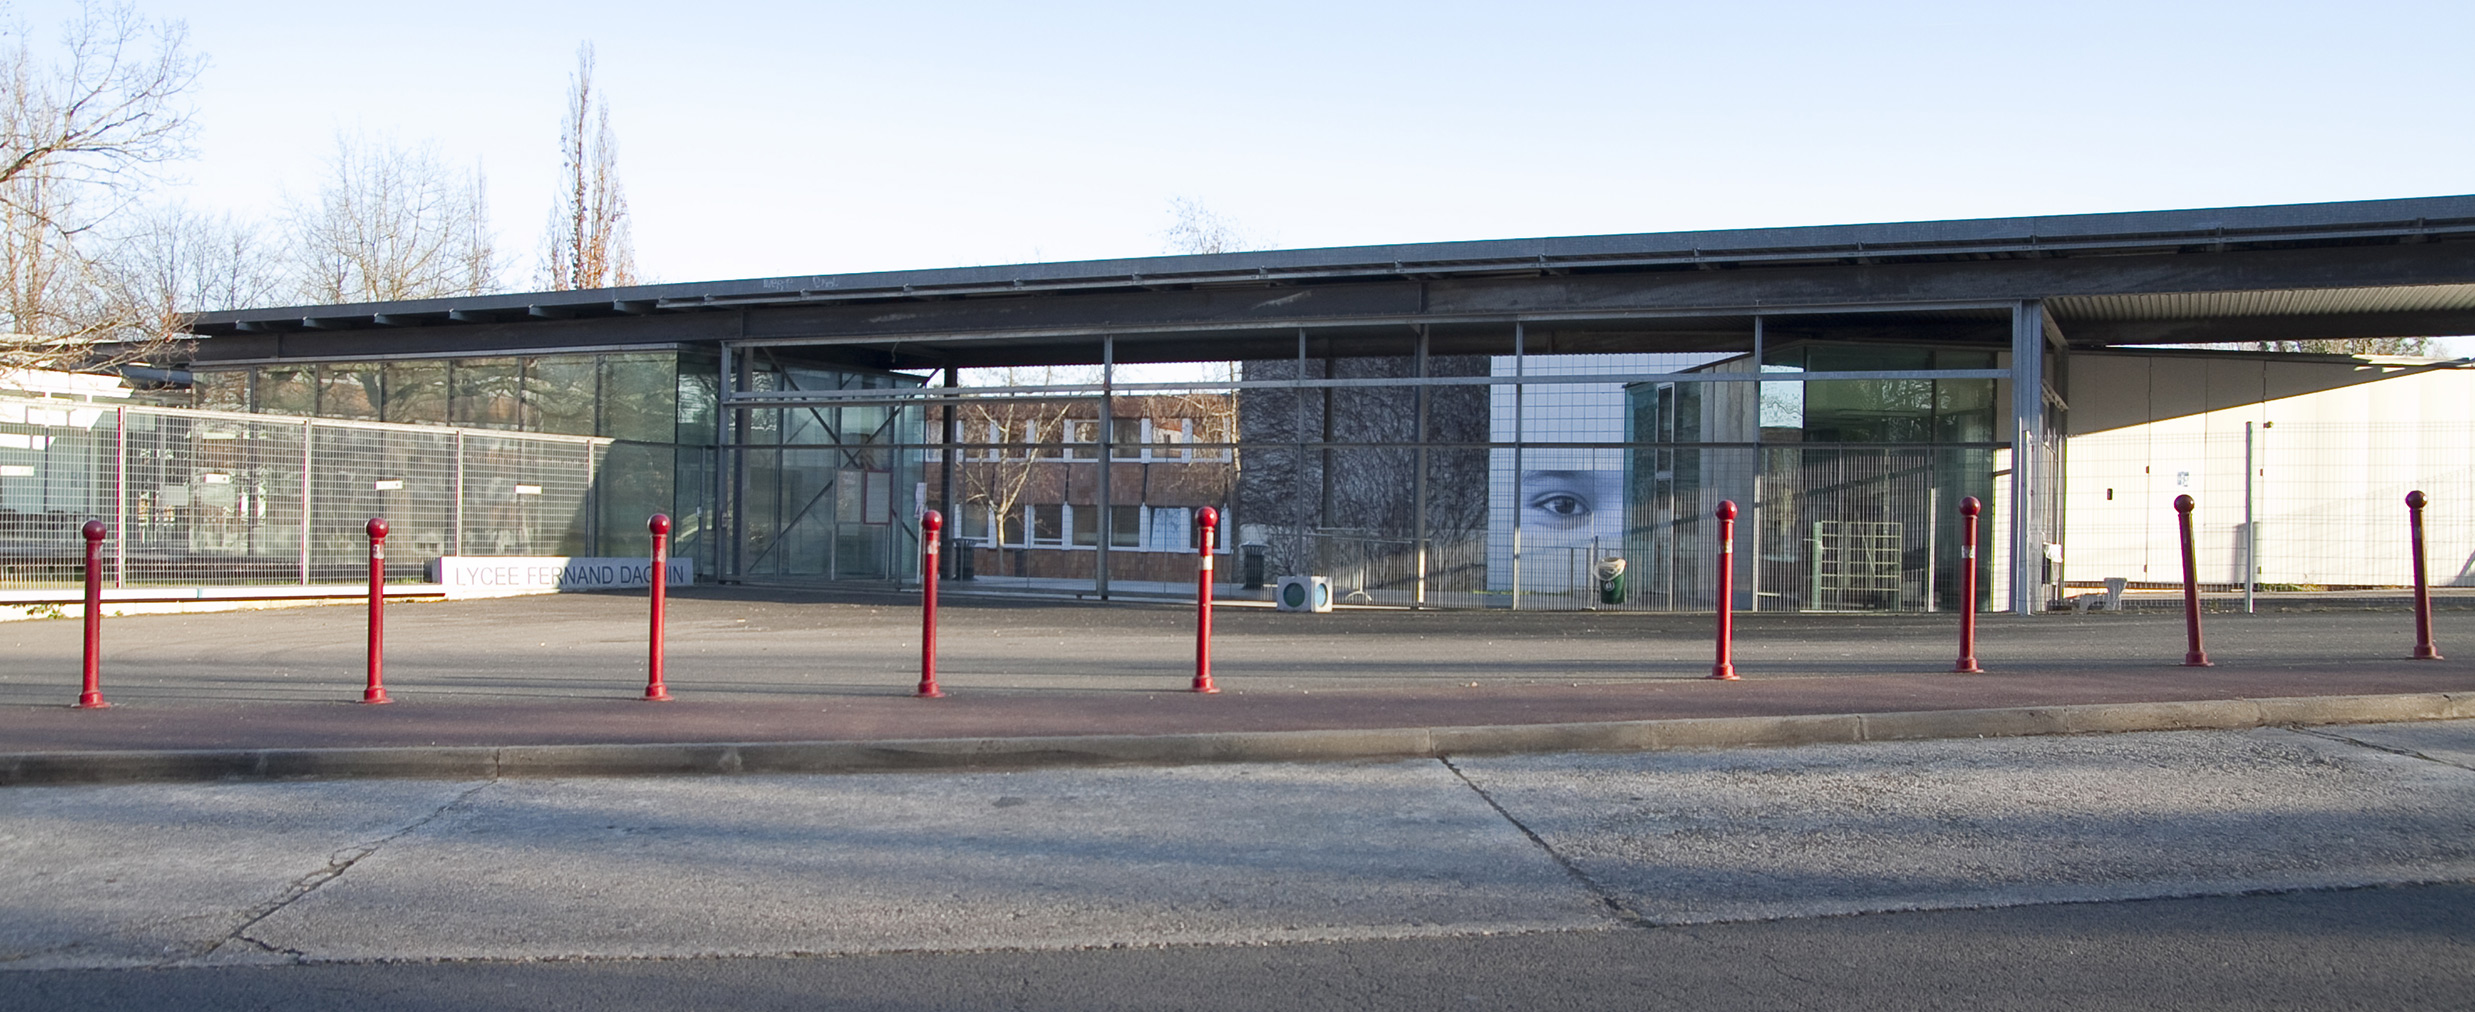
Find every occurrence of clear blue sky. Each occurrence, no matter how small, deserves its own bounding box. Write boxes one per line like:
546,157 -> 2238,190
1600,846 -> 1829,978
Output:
17,0 -> 2475,290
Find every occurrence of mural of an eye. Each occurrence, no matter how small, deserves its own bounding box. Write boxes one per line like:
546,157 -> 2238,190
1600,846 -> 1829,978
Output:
1530,492 -> 1590,517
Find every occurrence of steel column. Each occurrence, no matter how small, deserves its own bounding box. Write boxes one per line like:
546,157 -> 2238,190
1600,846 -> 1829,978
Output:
112,406 -> 126,588
1413,326 -> 1430,608
452,430 -> 466,555
299,417 -> 314,585
1510,321 -> 1524,611
940,366 -> 958,578
2007,300 -> 2047,614
1096,337 -> 1113,600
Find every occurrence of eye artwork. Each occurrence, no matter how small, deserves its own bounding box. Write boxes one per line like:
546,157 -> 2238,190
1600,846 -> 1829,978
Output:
1528,490 -> 1592,522
1521,470 -> 1620,535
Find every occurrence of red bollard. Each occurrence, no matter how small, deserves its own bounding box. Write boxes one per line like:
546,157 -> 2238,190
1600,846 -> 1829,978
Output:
2174,494 -> 2212,667
76,520 -> 108,709
644,514 -> 674,701
1710,500 -> 1739,680
918,510 -> 944,698
1194,506 -> 1220,694
2407,491 -> 2443,660
362,518 -> 392,704
1954,496 -> 1984,673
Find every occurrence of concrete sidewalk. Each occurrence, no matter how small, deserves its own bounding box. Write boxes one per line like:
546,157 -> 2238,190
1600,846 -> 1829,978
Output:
0,587 -> 2467,783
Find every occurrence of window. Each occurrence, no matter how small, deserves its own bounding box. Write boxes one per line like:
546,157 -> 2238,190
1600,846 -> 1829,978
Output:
1152,419 -> 1189,460
452,359 -> 521,430
1030,504 -> 1064,545
194,370 -> 249,412
383,361 -> 448,425
1021,417 -> 1061,459
1111,418 -> 1143,458
601,354 -> 678,442
256,367 -> 314,416
1111,505 -> 1141,548
1070,504 -> 1098,546
317,365 -> 381,420
963,502 -> 995,545
524,357 -> 598,435
1065,419 -> 1099,459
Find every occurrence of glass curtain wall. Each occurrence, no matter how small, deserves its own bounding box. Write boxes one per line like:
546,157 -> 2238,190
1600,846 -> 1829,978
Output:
918,361 -> 1238,596
191,350 -> 738,576
712,318 -> 2019,608
725,356 -> 925,584
1624,342 -> 1999,613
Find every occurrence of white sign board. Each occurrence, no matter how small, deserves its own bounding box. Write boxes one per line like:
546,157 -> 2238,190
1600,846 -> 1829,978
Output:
429,556 -> 694,598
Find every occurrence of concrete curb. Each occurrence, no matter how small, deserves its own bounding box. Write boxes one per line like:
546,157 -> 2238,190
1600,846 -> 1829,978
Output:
5,691 -> 2472,787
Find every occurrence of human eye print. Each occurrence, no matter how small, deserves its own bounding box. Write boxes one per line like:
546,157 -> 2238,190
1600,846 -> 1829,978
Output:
1521,470 -> 1604,531
1528,491 -> 1591,518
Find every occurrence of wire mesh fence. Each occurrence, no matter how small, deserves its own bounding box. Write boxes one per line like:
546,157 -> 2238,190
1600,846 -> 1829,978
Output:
2062,420 -> 2474,600
0,397 -> 609,590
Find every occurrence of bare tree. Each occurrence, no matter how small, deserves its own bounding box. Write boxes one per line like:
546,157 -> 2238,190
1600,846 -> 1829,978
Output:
2251,337 -> 2436,356
542,42 -> 634,290
1159,196 -> 1257,256
104,203 -> 281,342
957,366 -> 1095,546
287,133 -> 499,304
0,1 -> 199,365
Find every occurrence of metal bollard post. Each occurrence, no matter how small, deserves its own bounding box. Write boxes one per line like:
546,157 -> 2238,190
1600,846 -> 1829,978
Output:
644,514 -> 674,701
2175,495 -> 2212,667
2407,491 -> 2443,660
1710,500 -> 1739,680
77,520 -> 108,709
363,518 -> 392,704
918,510 -> 945,698
1954,496 -> 1984,673
1194,507 -> 1220,694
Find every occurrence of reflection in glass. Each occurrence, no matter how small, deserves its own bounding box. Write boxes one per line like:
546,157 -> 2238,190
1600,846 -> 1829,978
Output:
256,367 -> 315,416
194,370 -> 248,412
524,356 -> 598,435
452,359 -> 520,430
596,441 -> 673,555
383,362 -> 447,425
318,365 -> 381,420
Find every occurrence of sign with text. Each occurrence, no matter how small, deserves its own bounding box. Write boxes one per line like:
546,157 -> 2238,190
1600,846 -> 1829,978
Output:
429,556 -> 695,598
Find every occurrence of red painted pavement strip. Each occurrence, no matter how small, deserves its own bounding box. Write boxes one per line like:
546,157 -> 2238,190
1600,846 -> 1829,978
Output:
2,664 -> 2470,754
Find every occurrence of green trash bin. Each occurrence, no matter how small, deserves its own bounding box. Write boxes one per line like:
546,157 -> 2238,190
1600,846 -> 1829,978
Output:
1595,557 -> 1627,605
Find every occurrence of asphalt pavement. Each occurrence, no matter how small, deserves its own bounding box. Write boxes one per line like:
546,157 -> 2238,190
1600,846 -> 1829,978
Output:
0,719 -> 2469,1005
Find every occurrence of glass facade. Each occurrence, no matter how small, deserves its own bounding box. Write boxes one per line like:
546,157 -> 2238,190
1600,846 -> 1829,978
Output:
1224,332 -> 2015,612
1624,342 -> 1998,612
192,351 -> 920,581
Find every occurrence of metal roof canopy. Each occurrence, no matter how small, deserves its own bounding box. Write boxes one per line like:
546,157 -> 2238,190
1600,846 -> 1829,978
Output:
186,194 -> 2475,369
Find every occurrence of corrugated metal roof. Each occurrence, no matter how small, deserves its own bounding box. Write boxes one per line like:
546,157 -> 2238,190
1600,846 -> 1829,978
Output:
2053,284 -> 2475,321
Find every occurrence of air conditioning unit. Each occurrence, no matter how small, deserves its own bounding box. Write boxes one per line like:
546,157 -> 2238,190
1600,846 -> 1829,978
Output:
1275,575 -> 1332,613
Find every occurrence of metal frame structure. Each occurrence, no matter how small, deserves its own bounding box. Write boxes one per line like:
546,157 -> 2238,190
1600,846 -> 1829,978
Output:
182,195 -> 2475,613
